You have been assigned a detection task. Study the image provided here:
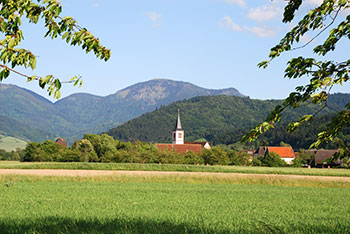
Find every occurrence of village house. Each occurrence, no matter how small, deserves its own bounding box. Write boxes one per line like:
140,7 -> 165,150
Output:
255,146 -> 296,164
314,149 -> 340,167
55,137 -> 68,147
155,109 -> 211,154
185,141 -> 212,150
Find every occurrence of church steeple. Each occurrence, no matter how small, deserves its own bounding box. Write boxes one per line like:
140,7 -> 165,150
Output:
172,109 -> 184,144
174,108 -> 182,130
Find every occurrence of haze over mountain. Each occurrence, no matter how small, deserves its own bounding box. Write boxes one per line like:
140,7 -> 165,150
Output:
0,79 -> 245,142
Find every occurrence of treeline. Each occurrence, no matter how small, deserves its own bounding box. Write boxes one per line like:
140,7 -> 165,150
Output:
18,134 -> 252,166
3,134 -> 320,168
0,148 -> 24,161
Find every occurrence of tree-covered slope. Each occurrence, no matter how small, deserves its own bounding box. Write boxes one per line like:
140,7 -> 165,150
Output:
107,93 -> 350,148
106,95 -> 281,142
0,84 -> 77,137
0,114 -> 55,142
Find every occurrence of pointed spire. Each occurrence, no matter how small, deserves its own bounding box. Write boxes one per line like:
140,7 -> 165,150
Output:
174,108 -> 182,130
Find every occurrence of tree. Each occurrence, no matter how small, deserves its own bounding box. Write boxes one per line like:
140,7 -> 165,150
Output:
22,140 -> 65,161
243,0 -> 350,154
0,0 -> 111,98
71,139 -> 98,162
201,146 -> 230,165
292,149 -> 315,167
262,152 -> 287,167
228,151 -> 252,166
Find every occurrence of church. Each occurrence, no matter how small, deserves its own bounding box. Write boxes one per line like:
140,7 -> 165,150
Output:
155,109 -> 211,154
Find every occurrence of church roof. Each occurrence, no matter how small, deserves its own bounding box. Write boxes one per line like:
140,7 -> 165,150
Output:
174,108 -> 182,130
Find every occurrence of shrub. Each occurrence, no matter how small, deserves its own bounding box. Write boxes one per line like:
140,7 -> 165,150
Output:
134,142 -> 158,164
22,142 -> 46,162
228,151 -> 252,166
60,149 -> 81,162
291,157 -> 303,167
184,151 -> 204,165
252,156 -> 263,167
262,152 -> 287,167
201,146 -> 230,165
157,149 -> 183,164
71,139 -> 99,162
22,140 -> 67,162
298,150 -> 315,167
0,149 -> 23,161
83,134 -> 102,155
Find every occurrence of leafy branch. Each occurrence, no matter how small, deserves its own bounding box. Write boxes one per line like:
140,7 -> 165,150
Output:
242,0 -> 350,150
0,0 -> 111,98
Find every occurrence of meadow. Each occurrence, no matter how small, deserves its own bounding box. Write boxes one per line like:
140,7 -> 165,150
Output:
0,135 -> 26,152
0,174 -> 350,233
1,161 -> 350,177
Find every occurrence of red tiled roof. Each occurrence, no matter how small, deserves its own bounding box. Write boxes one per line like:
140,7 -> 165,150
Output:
315,150 -> 340,164
155,143 -> 202,154
267,147 -> 295,158
55,138 -> 67,147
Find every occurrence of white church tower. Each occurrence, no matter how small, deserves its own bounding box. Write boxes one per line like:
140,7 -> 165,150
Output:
172,109 -> 184,144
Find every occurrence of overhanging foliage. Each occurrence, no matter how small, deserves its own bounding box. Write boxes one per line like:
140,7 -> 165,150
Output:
0,0 -> 111,98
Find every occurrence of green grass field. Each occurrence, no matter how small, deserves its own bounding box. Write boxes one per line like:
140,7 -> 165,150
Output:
0,175 -> 349,233
0,135 -> 27,151
1,161 -> 350,177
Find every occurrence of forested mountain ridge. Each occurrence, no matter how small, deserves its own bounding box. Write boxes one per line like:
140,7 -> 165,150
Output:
107,93 -> 350,149
54,78 -> 245,125
0,84 -> 77,137
0,79 -> 245,142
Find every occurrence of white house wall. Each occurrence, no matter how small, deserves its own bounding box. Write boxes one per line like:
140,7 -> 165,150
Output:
282,157 -> 294,164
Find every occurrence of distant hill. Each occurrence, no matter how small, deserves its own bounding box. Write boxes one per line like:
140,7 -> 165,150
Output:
0,84 -> 77,137
0,114 -> 55,142
107,93 -> 350,148
0,79 -> 245,142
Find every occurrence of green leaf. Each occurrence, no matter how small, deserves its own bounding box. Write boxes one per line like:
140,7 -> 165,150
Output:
257,61 -> 269,68
54,78 -> 61,90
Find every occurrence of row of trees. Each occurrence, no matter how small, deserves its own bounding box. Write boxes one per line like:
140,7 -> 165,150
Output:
19,134 -> 253,166
0,134 -> 323,168
0,148 -> 24,161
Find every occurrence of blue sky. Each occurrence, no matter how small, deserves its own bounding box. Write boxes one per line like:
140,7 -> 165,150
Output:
3,0 -> 350,100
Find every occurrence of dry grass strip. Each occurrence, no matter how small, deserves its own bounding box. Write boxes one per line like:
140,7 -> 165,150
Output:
1,169 -> 350,188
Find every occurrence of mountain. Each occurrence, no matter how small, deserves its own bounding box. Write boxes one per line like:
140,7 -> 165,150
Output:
106,93 -> 350,148
54,79 -> 245,128
0,79 -> 245,142
0,84 -> 78,137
